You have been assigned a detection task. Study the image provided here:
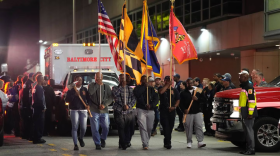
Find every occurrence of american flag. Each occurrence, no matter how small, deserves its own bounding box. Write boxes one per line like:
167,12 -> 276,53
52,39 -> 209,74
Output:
98,0 -> 122,70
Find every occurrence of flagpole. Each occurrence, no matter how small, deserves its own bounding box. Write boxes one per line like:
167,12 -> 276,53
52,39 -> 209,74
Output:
144,0 -> 149,107
98,1 -> 102,106
169,0 -> 175,107
124,0 -> 127,107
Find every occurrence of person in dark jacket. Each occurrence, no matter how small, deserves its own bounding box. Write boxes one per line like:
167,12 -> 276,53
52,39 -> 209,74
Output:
133,75 -> 159,150
194,77 -> 203,89
221,77 -> 233,91
222,73 -> 236,89
19,75 -> 28,139
182,79 -> 206,148
32,74 -> 46,144
213,73 -> 223,93
22,73 -> 34,141
158,76 -> 180,149
65,75 -> 90,150
173,74 -> 184,132
203,83 -> 215,136
43,76 -> 56,136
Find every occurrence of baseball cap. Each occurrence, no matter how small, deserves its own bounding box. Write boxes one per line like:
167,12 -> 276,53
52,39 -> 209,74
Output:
239,70 -> 249,75
222,73 -> 232,79
29,73 -> 34,78
222,77 -> 231,82
194,77 -> 200,82
155,77 -> 161,80
214,73 -> 223,78
173,74 -> 180,79
148,77 -> 155,82
164,76 -> 170,80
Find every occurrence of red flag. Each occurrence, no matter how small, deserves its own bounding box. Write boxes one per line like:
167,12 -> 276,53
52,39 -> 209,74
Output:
169,8 -> 197,64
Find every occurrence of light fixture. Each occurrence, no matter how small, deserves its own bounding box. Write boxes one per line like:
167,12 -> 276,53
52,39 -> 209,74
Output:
201,26 -> 207,31
231,53 -> 235,56
276,45 -> 280,46
43,41 -> 47,44
209,57 -> 212,61
216,53 -> 220,55
39,40 -> 43,43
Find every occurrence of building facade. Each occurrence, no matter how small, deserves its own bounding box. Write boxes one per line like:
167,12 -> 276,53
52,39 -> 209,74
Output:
40,0 -> 280,84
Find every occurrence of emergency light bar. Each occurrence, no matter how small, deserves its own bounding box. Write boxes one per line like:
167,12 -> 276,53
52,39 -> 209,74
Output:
83,43 -> 96,46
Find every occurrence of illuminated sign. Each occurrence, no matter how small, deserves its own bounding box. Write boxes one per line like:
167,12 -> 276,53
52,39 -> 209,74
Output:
54,49 -> 63,55
55,56 -> 60,60
67,57 -> 111,62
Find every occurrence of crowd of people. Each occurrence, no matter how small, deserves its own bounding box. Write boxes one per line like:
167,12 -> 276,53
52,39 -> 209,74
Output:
0,67 -> 266,152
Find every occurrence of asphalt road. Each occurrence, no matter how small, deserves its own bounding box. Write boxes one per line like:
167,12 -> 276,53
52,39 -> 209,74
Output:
1,129 -> 280,156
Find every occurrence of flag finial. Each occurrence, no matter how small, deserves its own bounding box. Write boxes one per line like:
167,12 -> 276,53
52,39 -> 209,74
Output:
170,0 -> 175,7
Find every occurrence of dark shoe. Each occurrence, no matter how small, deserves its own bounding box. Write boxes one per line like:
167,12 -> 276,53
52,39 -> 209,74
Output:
177,127 -> 184,132
166,145 -> 172,149
239,150 -> 247,154
151,131 -> 157,136
101,139 -> 106,148
33,139 -> 46,144
96,144 -> 101,150
119,144 -> 122,149
78,138 -> 85,147
243,150 -> 255,155
74,145 -> 79,150
126,142 -> 131,148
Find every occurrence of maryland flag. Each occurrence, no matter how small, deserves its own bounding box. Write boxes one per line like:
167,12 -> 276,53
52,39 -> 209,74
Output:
140,0 -> 162,77
169,5 -> 197,64
119,2 -> 146,84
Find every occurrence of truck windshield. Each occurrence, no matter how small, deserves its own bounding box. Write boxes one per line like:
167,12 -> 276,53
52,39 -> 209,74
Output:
69,73 -> 119,87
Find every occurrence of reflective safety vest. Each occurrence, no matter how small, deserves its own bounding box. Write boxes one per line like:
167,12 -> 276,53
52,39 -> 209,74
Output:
239,85 -> 257,116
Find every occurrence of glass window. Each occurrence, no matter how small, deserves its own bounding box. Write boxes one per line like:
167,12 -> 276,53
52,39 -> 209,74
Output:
185,0 -> 190,4
162,1 -> 170,12
136,11 -> 142,20
223,2 -> 242,14
112,20 -> 116,28
149,6 -> 156,15
192,1 -> 201,12
85,38 -> 88,43
69,73 -> 119,87
175,6 -> 183,16
150,15 -> 157,30
89,30 -> 92,36
85,31 -> 88,37
185,14 -> 190,24
185,4 -> 190,14
203,0 -> 209,9
77,34 -> 79,40
162,11 -> 170,30
203,9 -> 209,20
191,11 -> 201,23
92,36 -> 96,42
210,0 -> 221,7
268,12 -> 280,31
175,0 -> 183,6
157,4 -> 161,13
136,20 -> 142,31
156,14 -> 162,31
210,5 -> 221,18
129,14 -> 133,21
92,28 -> 96,35
117,18 -> 121,27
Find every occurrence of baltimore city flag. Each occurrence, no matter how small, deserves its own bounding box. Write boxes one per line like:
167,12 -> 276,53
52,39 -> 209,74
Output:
169,5 -> 197,64
140,0 -> 162,77
119,2 -> 146,84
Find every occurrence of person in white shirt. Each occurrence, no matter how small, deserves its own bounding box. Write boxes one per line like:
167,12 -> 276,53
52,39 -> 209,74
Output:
0,80 -> 9,113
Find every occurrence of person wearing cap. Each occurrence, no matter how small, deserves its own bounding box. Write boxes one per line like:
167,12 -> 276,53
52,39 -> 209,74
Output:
221,77 -> 232,91
173,74 -> 184,132
158,76 -> 180,149
133,75 -> 159,150
42,76 -> 56,136
222,73 -> 236,89
154,77 -> 161,90
242,68 -> 253,84
239,70 -> 257,155
22,73 -> 35,141
213,73 -> 223,93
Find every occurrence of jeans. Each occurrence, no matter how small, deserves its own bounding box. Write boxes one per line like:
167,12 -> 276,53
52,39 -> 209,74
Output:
89,111 -> 109,145
33,109 -> 45,141
152,108 -> 160,133
114,112 -> 132,147
70,110 -> 88,145
160,109 -> 176,145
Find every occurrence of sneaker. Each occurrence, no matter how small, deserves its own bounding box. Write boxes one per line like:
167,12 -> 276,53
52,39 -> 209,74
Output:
101,139 -> 106,148
33,139 -> 46,144
151,130 -> 157,136
126,142 -> 131,148
198,142 -> 206,148
96,144 -> 102,150
187,143 -> 192,148
143,147 -> 148,150
177,127 -> 184,132
74,145 -> 79,150
164,144 -> 172,149
78,138 -> 85,147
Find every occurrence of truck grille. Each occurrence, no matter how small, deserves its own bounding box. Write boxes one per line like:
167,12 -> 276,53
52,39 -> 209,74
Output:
213,97 -> 233,115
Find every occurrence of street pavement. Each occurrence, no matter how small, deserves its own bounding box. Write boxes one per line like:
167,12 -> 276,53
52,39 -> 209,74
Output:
1,130 -> 280,156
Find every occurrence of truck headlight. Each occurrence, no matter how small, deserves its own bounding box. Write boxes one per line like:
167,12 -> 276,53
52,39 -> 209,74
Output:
230,99 -> 240,118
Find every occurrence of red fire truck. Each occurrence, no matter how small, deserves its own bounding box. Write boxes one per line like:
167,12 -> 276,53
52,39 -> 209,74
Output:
211,77 -> 280,152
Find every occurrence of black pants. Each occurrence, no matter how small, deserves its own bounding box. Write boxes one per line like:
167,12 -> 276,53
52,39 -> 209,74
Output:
160,109 -> 176,145
21,108 -> 33,140
33,109 -> 45,142
12,102 -> 20,136
126,110 -> 136,143
152,108 -> 160,133
44,109 -> 52,135
114,112 -> 133,147
176,107 -> 184,129
203,107 -> 214,133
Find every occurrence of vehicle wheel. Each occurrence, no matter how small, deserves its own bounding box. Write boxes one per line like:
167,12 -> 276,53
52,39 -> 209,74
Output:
230,141 -> 246,148
0,129 -> 3,146
254,117 -> 280,152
